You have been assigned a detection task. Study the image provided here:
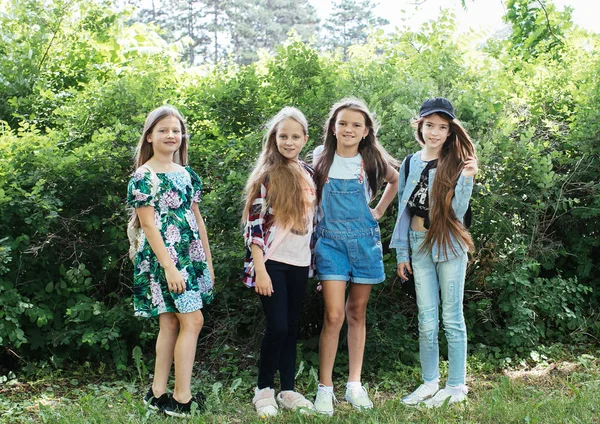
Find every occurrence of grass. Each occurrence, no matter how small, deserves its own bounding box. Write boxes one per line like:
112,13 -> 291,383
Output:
1,349 -> 599,423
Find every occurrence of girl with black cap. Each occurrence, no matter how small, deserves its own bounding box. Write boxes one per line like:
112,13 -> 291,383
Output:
390,97 -> 478,408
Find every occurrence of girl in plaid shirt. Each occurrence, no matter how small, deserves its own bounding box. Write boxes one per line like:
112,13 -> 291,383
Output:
242,107 -> 316,417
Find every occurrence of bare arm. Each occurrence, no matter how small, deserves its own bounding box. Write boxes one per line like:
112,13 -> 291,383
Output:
137,206 -> 185,294
191,202 -> 214,286
372,164 -> 400,220
250,244 -> 273,296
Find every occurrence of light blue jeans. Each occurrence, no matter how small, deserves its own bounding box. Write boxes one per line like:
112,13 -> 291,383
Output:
410,229 -> 468,387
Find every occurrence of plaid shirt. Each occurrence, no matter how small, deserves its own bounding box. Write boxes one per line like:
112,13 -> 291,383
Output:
242,161 -> 316,287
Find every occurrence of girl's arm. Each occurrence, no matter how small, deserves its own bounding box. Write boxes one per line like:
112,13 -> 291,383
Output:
250,244 -> 274,296
192,202 -> 214,286
371,164 -> 400,220
137,206 -> 186,294
243,180 -> 274,295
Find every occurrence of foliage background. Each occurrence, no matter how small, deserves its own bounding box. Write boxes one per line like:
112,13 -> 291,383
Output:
0,0 -> 598,379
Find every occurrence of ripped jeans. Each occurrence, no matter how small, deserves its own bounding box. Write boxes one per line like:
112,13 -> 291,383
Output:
410,229 -> 468,387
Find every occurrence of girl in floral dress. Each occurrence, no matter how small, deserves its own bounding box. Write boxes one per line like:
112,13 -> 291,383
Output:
127,106 -> 214,417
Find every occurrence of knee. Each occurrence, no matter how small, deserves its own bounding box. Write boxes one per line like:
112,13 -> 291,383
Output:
323,309 -> 345,330
160,314 -> 180,333
345,303 -> 367,326
441,307 -> 466,336
179,311 -> 204,333
418,307 -> 439,335
265,321 -> 289,340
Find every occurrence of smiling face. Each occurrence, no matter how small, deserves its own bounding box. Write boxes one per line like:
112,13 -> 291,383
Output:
333,108 -> 369,155
421,113 -> 451,152
147,116 -> 182,156
275,118 -> 308,161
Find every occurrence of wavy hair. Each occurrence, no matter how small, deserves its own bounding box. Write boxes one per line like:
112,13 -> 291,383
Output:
413,113 -> 477,256
134,105 -> 188,169
243,107 -> 312,233
314,98 -> 398,203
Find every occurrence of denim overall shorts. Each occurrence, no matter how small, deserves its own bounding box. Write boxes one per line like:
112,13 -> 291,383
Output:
315,177 -> 385,284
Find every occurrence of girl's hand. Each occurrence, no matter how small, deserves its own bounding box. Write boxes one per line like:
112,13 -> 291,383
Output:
254,269 -> 274,297
462,156 -> 479,177
370,207 -> 383,221
397,262 -> 412,281
165,265 -> 186,293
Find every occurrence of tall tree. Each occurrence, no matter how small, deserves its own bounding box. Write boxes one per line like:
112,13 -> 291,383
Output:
135,0 -> 226,64
322,0 -> 389,60
227,0 -> 319,65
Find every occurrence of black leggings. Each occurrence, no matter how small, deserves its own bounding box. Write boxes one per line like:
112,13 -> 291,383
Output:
257,260 -> 309,391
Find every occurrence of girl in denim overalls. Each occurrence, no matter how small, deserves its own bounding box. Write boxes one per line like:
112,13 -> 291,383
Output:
312,99 -> 399,415
390,98 -> 478,408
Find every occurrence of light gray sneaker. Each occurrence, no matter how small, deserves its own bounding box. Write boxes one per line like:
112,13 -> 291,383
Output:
401,384 -> 438,406
344,385 -> 373,410
423,388 -> 467,408
314,386 -> 336,416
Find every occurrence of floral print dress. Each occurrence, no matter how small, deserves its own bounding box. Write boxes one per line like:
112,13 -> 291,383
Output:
127,166 -> 213,317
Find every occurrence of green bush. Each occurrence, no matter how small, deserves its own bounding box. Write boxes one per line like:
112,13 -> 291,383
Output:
1,0 -> 598,374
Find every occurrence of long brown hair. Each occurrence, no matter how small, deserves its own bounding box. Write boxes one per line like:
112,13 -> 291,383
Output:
413,113 -> 477,257
129,106 -> 189,229
134,105 -> 189,169
314,98 -> 398,202
243,107 -> 312,233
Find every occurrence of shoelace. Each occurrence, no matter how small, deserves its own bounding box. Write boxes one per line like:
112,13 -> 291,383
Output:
318,388 -> 338,404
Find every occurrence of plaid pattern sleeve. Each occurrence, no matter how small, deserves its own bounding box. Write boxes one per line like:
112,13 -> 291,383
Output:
242,181 -> 275,287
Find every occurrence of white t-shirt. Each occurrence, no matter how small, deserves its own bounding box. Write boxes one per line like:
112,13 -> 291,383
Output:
313,145 -> 371,200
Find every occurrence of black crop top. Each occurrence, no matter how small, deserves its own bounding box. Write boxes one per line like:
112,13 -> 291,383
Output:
407,159 -> 438,229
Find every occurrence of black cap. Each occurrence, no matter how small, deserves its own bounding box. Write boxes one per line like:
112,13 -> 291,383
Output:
419,97 -> 455,119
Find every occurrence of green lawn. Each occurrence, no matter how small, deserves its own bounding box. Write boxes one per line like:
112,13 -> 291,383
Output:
2,351 -> 599,423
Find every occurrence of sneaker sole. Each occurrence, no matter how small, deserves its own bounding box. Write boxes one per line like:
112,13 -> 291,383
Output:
401,396 -> 432,406
345,395 -> 373,410
314,408 -> 334,416
143,399 -> 159,411
164,409 -> 191,418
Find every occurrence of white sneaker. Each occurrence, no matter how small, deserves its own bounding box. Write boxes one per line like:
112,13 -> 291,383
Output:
276,391 -> 314,414
314,385 -> 336,416
423,388 -> 467,408
401,383 -> 438,406
344,385 -> 373,410
252,387 -> 278,418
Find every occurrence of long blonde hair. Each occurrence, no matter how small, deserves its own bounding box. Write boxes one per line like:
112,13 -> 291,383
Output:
314,98 -> 398,203
243,107 -> 311,233
413,113 -> 477,256
134,105 -> 189,168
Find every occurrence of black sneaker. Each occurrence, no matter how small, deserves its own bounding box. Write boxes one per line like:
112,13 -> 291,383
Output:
143,387 -> 171,411
164,391 -> 206,417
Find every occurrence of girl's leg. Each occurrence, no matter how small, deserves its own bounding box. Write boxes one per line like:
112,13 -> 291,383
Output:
153,312 -> 179,396
172,310 -> 204,403
279,265 -> 309,391
318,280 -> 347,386
257,261 -> 290,389
345,283 -> 373,383
437,254 -> 468,387
411,237 -> 441,384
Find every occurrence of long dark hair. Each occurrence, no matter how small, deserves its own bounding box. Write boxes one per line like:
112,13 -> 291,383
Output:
413,113 -> 477,256
314,98 -> 397,202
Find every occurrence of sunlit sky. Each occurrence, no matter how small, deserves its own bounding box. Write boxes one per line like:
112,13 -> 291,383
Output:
312,0 -> 600,34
